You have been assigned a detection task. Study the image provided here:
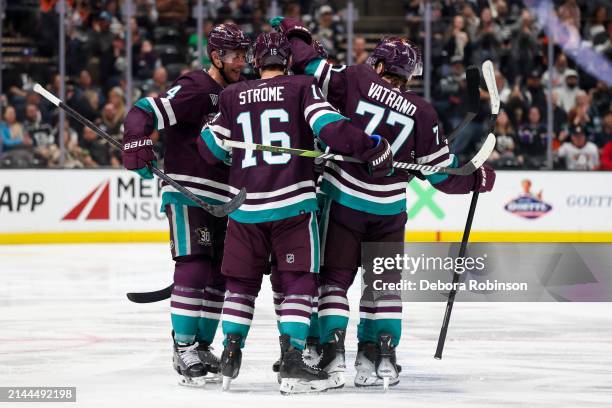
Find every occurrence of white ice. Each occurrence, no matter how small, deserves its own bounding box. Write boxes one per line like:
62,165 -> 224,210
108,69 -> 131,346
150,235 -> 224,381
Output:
1,244 -> 611,408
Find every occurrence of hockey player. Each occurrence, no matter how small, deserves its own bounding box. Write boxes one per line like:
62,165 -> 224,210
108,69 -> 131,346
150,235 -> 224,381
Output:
272,18 -> 496,388
197,32 -> 393,394
122,23 -> 250,386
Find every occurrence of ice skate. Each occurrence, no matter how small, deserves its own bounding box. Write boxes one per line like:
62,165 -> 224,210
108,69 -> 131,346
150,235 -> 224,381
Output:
197,341 -> 222,383
316,329 -> 346,389
220,334 -> 242,391
354,342 -> 400,388
272,334 -> 290,383
375,334 -> 400,391
279,345 -> 329,395
172,333 -> 208,388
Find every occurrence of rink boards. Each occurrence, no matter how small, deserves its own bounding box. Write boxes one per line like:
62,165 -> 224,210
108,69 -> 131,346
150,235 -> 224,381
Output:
0,169 -> 611,244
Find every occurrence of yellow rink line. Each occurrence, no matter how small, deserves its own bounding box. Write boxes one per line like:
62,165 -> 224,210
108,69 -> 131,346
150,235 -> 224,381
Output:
1,230 -> 611,244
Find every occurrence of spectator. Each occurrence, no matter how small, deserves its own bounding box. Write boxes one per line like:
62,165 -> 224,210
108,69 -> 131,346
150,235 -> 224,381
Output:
600,139 -> 612,170
107,87 -> 127,123
144,67 -> 168,95
567,90 -> 598,141
557,69 -> 581,113
589,80 -> 611,120
595,112 -> 612,149
517,106 -> 548,168
509,9 -> 539,81
461,3 -> 480,41
558,125 -> 600,170
541,52 -> 569,90
1,106 -> 30,151
587,6 -> 609,47
549,90 -> 568,137
24,104 -> 54,148
444,15 -> 471,63
489,109 -> 520,168
135,40 -> 161,80
311,5 -> 344,60
99,103 -> 123,140
557,0 -> 581,31
473,7 -> 502,65
92,12 -> 118,88
80,126 -> 111,166
523,68 -> 547,115
495,69 -> 512,105
352,36 -> 369,65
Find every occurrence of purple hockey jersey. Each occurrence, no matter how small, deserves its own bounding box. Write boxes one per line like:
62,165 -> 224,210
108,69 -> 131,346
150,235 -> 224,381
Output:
289,38 -> 476,216
123,69 -> 234,210
198,74 -> 374,223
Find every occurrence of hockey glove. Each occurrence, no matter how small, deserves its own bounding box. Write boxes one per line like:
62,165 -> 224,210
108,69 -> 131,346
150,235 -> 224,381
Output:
361,135 -> 394,178
270,17 -> 313,44
123,138 -> 157,179
472,163 -> 496,192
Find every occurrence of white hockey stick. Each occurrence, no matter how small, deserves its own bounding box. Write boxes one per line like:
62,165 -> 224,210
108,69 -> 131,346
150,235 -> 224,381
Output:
482,60 -> 500,115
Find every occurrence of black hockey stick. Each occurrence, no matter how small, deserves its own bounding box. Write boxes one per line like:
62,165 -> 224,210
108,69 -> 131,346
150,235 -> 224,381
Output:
434,60 -> 500,359
446,65 -> 481,143
126,284 -> 173,303
225,133 -> 496,176
33,84 -> 246,218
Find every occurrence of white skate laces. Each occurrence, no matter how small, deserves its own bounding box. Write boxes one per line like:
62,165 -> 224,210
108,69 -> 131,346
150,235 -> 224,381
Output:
178,342 -> 201,367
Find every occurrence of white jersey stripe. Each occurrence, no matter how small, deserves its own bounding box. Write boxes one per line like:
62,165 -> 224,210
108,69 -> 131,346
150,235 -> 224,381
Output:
161,185 -> 232,203
325,162 -> 408,192
308,109 -> 340,129
165,173 -> 238,194
147,97 -> 165,130
323,172 -> 406,203
304,101 -> 333,118
210,124 -> 231,138
239,192 -> 316,212
160,98 -> 177,126
246,180 -> 315,199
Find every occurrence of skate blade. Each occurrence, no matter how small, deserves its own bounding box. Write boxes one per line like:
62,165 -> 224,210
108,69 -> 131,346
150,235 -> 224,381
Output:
203,373 -> 222,384
178,375 -> 208,388
221,376 -> 232,391
354,370 -> 400,388
279,378 -> 328,395
326,371 -> 346,390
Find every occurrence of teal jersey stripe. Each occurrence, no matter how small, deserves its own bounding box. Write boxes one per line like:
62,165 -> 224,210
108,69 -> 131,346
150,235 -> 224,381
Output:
134,98 -> 158,129
305,58 -> 324,76
229,199 -> 318,224
201,128 -> 230,164
310,213 -> 320,273
320,179 -> 406,216
160,191 -> 225,212
312,112 -> 347,137
174,205 -> 188,255
425,155 -> 459,185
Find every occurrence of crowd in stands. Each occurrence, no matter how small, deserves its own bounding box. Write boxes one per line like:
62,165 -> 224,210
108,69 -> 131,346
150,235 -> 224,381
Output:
0,0 -> 610,171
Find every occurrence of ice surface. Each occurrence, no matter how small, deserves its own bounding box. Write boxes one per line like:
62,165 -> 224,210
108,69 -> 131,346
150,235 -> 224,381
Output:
1,244 -> 611,408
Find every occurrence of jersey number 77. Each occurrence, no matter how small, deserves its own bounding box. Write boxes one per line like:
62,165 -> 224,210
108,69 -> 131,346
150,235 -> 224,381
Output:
355,100 -> 415,154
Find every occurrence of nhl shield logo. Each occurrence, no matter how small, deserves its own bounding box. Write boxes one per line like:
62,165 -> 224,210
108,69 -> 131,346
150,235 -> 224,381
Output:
286,253 -> 295,264
196,227 -> 212,246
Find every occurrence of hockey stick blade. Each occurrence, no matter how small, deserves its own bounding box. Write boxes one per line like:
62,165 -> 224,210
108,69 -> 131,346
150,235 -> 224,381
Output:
482,60 -> 500,115
446,66 -> 481,142
127,284 -> 173,303
34,83 -> 244,217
